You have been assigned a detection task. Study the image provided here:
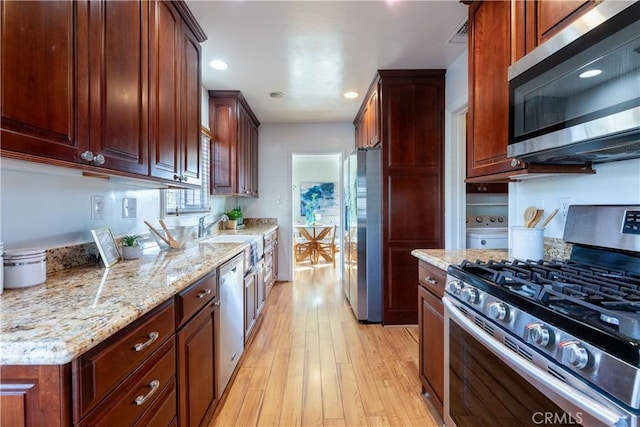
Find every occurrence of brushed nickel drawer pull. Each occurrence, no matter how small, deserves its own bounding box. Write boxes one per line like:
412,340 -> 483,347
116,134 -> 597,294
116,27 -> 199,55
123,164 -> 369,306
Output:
134,380 -> 160,406
424,276 -> 437,285
197,289 -> 212,299
133,332 -> 159,352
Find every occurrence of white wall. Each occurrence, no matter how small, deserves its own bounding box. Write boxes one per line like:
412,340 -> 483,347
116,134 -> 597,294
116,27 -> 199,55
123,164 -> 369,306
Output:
241,123 -> 354,281
509,159 -> 640,239
0,159 -> 162,249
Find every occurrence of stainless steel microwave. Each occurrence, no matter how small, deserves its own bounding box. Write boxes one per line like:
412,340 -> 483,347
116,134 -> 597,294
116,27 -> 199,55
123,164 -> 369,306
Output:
508,1 -> 640,165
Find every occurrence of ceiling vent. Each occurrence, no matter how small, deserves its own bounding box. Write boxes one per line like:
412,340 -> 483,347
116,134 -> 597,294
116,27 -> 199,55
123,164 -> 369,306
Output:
449,20 -> 468,44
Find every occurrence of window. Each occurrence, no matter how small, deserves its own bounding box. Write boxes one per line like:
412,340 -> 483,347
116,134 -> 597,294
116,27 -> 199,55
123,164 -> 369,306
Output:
163,127 -> 211,216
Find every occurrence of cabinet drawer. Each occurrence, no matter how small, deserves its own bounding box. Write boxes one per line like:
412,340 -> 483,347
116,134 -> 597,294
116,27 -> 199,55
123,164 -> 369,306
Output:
73,301 -> 175,419
264,230 -> 275,247
176,270 -> 218,327
79,338 -> 176,426
418,261 -> 446,298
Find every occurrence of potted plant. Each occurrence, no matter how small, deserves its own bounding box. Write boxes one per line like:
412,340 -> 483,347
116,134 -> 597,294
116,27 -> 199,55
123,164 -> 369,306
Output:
121,235 -> 142,260
225,209 -> 242,229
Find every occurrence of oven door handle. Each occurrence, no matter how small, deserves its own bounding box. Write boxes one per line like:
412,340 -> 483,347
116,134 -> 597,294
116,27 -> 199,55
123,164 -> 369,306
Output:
444,298 -> 630,427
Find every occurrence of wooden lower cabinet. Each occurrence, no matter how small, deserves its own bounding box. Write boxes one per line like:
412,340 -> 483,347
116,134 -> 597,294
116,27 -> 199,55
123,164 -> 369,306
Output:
0,365 -> 71,427
417,260 -> 446,418
177,299 -> 218,427
0,267 -> 223,427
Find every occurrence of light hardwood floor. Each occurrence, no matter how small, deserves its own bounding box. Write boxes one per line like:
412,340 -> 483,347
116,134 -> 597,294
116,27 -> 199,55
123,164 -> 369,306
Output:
209,262 -> 441,427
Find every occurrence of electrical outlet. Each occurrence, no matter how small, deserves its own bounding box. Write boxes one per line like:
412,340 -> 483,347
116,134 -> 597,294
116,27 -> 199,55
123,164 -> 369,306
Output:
122,198 -> 137,219
91,196 -> 104,220
558,197 -> 572,221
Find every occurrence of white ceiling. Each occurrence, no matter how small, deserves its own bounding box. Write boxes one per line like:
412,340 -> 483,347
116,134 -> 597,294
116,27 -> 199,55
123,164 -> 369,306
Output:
187,0 -> 468,124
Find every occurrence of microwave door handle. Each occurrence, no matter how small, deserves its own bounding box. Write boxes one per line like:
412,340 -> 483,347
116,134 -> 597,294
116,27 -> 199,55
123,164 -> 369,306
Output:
443,298 -> 629,427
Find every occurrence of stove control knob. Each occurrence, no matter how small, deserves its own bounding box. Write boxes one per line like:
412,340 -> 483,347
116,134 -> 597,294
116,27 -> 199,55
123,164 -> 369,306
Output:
527,324 -> 552,347
460,287 -> 479,304
475,217 -> 483,223
488,302 -> 509,321
447,280 -> 463,295
561,341 -> 590,370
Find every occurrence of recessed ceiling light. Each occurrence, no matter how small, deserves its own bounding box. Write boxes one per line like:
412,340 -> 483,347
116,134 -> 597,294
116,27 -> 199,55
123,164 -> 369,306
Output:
579,69 -> 602,78
270,91 -> 284,99
344,91 -> 359,99
209,60 -> 228,70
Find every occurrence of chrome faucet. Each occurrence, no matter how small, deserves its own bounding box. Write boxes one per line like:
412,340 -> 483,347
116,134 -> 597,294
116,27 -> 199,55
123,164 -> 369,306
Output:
198,214 -> 228,238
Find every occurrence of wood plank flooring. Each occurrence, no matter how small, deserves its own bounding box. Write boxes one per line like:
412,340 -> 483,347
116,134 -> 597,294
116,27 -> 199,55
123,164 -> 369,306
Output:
209,263 -> 441,427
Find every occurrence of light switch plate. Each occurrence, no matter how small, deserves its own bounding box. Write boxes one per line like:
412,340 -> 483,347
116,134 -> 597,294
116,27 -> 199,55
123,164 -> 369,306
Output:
91,196 -> 104,220
122,198 -> 137,219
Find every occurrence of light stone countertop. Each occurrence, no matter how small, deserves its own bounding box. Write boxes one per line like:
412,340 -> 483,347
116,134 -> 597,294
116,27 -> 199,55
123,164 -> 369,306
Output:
411,248 -> 511,271
0,225 -> 278,366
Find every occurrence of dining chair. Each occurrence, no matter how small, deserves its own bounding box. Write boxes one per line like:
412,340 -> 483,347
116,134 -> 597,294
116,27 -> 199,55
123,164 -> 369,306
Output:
293,231 -> 314,264
316,225 -> 338,267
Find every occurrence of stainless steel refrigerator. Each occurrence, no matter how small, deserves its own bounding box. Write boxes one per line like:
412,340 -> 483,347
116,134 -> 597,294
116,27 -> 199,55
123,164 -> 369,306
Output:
342,148 -> 382,322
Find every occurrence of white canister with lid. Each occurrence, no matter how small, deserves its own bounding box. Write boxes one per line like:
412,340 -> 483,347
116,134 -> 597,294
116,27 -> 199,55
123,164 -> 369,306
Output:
3,248 -> 47,289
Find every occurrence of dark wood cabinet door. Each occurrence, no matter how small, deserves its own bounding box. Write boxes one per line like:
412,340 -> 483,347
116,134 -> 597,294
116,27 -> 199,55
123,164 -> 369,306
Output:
0,365 -> 71,427
149,0 -> 181,182
467,0 -> 526,179
1,0 -> 89,163
237,105 -> 249,195
180,25 -> 202,186
86,0 -> 149,175
210,98 -> 238,194
250,121 -> 259,196
177,302 -> 217,427
418,285 -> 444,418
535,0 -> 596,45
366,90 -> 379,147
380,70 -> 445,325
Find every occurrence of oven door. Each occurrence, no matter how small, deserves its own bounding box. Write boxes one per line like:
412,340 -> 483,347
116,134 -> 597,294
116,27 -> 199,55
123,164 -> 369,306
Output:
443,297 -> 631,427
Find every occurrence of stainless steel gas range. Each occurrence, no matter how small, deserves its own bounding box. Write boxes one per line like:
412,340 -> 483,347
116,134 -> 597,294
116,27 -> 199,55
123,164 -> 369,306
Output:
444,205 -> 640,427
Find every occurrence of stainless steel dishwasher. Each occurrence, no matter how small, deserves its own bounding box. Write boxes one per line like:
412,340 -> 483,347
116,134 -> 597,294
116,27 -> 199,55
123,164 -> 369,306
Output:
217,252 -> 245,397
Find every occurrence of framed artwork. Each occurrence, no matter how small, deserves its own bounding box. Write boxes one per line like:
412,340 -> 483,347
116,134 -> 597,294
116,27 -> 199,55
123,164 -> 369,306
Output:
91,228 -> 121,267
300,182 -> 339,217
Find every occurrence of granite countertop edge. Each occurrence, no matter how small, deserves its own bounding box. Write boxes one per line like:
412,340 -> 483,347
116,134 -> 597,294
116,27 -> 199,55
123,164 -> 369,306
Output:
411,248 -> 511,271
0,225 -> 278,366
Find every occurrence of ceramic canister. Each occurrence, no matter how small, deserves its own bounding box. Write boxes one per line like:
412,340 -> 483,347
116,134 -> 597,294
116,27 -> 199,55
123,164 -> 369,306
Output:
3,248 -> 47,289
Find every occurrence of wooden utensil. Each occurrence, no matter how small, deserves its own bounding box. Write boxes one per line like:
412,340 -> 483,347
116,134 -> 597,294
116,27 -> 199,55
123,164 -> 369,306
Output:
159,220 -> 182,249
144,221 -> 170,246
539,208 -> 559,228
523,206 -> 537,227
528,209 -> 544,228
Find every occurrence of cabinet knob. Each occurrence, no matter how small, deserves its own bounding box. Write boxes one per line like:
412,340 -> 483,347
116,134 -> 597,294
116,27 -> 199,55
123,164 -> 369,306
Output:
182,175 -> 188,182
173,174 -> 182,182
511,158 -> 522,168
81,151 -> 105,165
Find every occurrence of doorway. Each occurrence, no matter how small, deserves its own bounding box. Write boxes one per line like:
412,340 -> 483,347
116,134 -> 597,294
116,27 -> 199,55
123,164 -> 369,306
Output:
291,153 -> 343,276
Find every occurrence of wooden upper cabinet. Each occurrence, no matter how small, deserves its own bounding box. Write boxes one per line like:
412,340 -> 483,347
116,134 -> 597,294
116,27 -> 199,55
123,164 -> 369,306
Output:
179,25 -> 203,186
354,78 -> 380,149
467,0 -> 524,180
149,0 -> 202,187
86,0 -> 149,175
1,1 -> 89,163
532,0 -> 596,52
2,0 -> 204,186
209,91 -> 260,197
